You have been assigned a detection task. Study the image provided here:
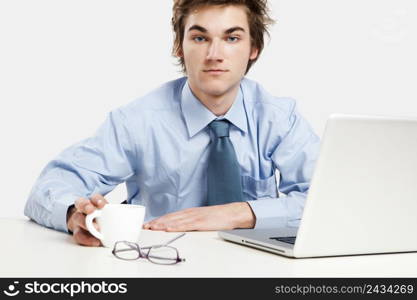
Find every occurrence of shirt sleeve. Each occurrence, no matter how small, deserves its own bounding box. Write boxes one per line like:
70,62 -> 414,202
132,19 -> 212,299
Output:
247,104 -> 320,229
24,108 -> 136,233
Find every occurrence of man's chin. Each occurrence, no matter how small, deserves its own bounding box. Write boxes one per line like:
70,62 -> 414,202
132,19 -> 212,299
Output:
200,87 -> 230,97
198,81 -> 235,97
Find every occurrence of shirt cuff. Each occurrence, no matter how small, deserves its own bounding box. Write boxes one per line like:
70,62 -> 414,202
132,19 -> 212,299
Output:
51,195 -> 79,233
247,197 -> 291,229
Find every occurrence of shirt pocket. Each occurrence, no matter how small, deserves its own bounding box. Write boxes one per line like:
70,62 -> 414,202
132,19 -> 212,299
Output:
241,173 -> 278,200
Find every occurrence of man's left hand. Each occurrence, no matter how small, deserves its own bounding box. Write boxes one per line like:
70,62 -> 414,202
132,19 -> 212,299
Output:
143,202 -> 256,231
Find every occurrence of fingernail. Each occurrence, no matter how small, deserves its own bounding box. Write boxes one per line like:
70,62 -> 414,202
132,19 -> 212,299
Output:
97,200 -> 102,205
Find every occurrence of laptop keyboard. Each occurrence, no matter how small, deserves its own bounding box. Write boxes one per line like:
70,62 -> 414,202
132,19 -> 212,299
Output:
270,236 -> 296,245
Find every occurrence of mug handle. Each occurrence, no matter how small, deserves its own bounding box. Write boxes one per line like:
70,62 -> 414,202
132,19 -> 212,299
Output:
85,209 -> 104,241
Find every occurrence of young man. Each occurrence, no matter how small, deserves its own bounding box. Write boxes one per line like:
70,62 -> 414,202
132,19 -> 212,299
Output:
25,0 -> 320,247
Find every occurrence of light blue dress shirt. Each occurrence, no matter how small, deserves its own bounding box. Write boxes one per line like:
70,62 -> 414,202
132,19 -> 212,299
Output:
24,77 -> 320,233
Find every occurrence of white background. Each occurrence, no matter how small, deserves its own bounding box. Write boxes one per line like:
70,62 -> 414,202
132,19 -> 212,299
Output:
1,0 -> 416,218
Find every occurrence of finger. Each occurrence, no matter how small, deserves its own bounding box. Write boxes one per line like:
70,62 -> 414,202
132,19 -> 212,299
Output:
82,198 -> 101,215
143,219 -> 158,229
146,209 -> 194,228
73,210 -> 101,230
147,216 -> 190,231
165,218 -> 200,232
93,220 -> 100,232
72,226 -> 101,247
165,224 -> 189,232
144,217 -> 165,230
145,218 -> 176,231
90,194 -> 108,208
75,199 -> 96,215
72,212 -> 88,231
74,197 -> 91,213
163,209 -> 216,232
147,221 -> 167,231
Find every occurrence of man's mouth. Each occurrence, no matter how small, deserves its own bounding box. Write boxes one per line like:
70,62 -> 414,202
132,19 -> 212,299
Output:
203,69 -> 229,75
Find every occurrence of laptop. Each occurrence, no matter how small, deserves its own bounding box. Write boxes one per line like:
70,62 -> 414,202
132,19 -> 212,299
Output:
219,114 -> 417,258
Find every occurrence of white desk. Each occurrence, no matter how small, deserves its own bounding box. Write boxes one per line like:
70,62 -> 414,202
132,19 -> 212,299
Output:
2,218 -> 417,277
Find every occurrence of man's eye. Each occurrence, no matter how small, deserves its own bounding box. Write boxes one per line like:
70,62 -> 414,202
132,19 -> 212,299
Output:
227,36 -> 240,43
193,36 -> 206,42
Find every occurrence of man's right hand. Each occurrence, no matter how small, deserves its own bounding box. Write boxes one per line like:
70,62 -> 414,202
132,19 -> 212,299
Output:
66,194 -> 108,247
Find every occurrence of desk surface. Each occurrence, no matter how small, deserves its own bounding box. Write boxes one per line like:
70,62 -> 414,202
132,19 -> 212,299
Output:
2,218 -> 417,277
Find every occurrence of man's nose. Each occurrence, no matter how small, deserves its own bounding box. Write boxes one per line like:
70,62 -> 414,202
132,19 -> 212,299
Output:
206,39 -> 223,61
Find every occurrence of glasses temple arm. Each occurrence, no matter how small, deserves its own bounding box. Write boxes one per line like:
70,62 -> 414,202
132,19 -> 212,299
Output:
163,232 -> 186,246
140,233 -> 186,250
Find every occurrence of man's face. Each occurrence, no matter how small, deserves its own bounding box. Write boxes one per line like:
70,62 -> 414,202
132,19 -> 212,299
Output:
180,5 -> 258,98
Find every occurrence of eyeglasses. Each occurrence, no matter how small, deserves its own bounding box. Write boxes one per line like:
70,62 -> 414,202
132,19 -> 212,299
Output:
112,233 -> 186,265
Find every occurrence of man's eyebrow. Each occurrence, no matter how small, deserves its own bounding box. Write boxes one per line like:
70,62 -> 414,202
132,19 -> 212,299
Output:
188,25 -> 208,33
224,26 -> 245,34
187,25 -> 246,34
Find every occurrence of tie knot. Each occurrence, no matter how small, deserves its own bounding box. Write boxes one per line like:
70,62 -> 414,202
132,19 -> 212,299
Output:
209,120 -> 230,138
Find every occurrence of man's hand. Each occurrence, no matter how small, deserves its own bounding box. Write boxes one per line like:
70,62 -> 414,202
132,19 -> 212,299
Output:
67,194 -> 108,246
143,202 -> 256,232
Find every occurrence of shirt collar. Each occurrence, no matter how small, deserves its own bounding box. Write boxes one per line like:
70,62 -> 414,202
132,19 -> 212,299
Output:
181,80 -> 248,138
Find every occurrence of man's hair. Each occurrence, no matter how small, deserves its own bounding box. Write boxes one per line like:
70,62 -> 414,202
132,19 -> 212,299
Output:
171,0 -> 275,74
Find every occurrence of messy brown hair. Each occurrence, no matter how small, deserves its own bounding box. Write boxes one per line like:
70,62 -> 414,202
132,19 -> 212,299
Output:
172,0 -> 275,74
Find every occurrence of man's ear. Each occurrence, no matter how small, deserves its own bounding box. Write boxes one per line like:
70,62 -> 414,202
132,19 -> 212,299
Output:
249,47 -> 259,61
176,48 -> 184,58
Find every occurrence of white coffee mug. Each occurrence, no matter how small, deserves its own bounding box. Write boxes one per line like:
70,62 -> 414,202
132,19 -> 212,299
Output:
85,203 -> 146,248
